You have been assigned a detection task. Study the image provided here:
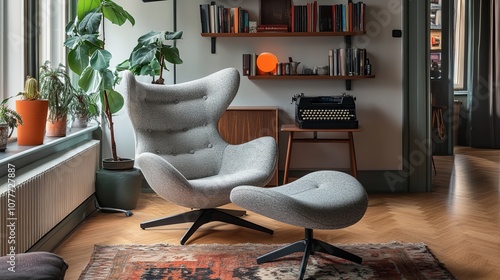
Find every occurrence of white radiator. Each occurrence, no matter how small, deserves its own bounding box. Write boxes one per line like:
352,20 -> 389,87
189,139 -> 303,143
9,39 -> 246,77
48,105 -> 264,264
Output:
0,140 -> 99,255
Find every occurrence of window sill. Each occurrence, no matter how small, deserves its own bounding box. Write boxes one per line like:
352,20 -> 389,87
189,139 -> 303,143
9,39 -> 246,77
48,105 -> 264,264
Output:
0,124 -> 99,178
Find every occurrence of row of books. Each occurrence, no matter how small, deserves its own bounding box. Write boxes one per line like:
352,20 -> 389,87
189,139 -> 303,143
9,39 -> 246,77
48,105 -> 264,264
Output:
318,3 -> 366,32
291,1 -> 366,33
200,3 -> 250,33
200,1 -> 366,34
328,48 -> 371,77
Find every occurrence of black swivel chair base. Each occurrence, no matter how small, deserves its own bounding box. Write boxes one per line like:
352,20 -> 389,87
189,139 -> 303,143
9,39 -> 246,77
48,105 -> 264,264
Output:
95,200 -> 133,217
257,228 -> 362,280
140,208 -> 274,245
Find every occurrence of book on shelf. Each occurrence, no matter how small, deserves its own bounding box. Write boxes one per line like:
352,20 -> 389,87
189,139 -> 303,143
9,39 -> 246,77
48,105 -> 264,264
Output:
251,53 -> 257,76
328,48 -> 368,76
242,53 -> 258,76
200,4 -> 210,33
242,54 -> 251,76
199,2 -> 250,34
210,3 -> 217,33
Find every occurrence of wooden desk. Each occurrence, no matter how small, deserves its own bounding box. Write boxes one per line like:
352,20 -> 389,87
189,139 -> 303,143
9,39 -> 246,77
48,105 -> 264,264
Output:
281,124 -> 362,183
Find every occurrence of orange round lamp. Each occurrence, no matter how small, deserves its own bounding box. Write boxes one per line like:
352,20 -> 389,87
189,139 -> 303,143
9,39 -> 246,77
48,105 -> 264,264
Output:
256,52 -> 278,73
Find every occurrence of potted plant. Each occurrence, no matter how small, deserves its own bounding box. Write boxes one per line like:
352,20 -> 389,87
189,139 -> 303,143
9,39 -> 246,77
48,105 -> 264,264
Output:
70,89 -> 99,128
15,76 -> 49,146
65,0 -> 135,169
0,98 -> 23,151
39,60 -> 75,137
116,30 -> 183,84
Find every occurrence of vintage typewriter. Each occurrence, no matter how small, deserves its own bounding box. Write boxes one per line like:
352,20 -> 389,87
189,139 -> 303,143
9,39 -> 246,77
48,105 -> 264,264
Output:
292,93 -> 359,129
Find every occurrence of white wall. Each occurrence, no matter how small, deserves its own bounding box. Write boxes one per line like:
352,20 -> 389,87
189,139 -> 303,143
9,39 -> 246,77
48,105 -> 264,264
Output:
106,0 -> 404,172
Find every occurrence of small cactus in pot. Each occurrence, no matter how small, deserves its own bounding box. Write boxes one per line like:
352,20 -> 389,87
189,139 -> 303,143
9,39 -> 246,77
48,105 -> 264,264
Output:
15,76 -> 49,146
21,76 -> 41,100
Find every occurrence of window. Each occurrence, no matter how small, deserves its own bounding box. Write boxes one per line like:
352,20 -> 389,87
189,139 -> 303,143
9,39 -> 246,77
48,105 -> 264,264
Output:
453,0 -> 467,90
1,1 -> 25,101
38,0 -> 69,67
1,0 -> 70,101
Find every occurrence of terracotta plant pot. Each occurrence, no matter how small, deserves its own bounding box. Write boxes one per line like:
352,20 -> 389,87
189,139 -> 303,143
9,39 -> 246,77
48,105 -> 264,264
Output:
46,115 -> 67,137
16,99 -> 49,146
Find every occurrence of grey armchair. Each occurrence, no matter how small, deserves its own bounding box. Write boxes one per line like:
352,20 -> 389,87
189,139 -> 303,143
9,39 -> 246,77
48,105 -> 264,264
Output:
123,68 -> 277,244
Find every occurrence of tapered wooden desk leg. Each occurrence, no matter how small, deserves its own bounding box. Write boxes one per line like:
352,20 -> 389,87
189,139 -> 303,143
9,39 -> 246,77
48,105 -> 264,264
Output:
348,132 -> 358,178
283,131 -> 294,184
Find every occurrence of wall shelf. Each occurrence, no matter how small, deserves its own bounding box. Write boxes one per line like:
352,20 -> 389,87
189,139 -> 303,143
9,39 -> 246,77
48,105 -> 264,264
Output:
201,31 -> 366,38
200,2 -> 370,90
248,75 -> 375,80
248,75 -> 375,90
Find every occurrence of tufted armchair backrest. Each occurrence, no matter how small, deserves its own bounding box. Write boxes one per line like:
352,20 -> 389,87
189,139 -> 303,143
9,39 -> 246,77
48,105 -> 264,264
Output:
124,68 -> 240,179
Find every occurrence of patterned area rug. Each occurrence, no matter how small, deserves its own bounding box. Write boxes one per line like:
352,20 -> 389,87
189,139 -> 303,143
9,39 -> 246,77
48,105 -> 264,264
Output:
79,242 -> 456,279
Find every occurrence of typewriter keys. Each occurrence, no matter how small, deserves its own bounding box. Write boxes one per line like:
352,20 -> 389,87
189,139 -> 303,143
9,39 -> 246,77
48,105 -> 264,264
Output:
299,109 -> 355,121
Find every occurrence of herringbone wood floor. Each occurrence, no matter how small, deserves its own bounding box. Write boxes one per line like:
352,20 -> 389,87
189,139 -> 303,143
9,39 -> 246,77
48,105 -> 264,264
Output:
54,146 -> 500,280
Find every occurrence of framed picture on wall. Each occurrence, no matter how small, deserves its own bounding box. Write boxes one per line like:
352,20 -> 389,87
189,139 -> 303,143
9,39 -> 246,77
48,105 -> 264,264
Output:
430,5 -> 442,29
430,30 -> 441,50
430,52 -> 441,67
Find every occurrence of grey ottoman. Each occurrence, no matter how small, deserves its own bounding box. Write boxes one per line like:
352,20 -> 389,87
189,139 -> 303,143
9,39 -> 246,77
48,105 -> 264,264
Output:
230,170 -> 368,280
0,252 -> 68,280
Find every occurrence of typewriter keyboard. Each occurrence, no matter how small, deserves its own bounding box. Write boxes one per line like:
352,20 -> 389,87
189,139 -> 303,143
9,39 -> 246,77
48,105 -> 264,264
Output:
298,109 -> 356,121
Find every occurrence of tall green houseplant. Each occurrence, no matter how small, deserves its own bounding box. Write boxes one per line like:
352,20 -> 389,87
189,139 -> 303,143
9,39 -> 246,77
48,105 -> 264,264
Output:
65,0 -> 135,162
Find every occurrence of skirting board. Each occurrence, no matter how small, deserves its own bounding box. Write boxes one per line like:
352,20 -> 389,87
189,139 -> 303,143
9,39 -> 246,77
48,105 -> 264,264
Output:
27,195 -> 97,253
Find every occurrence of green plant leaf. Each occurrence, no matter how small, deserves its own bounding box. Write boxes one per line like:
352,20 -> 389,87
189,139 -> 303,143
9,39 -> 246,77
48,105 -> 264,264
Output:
64,36 -> 80,49
102,0 -> 135,26
115,60 -> 130,72
82,34 -> 104,50
65,18 -> 77,36
137,31 -> 162,46
101,89 -> 124,114
79,11 -> 102,34
161,46 -> 183,65
77,0 -> 100,21
150,58 -> 161,74
68,47 -> 90,75
101,69 -> 115,90
79,67 -> 102,94
90,49 -> 112,71
122,10 -> 136,26
130,47 -> 155,68
139,65 -> 154,77
164,31 -> 183,40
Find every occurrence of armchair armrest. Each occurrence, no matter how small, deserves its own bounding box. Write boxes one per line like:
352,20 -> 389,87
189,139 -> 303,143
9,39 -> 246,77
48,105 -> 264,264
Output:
136,152 -> 200,208
219,136 -> 278,185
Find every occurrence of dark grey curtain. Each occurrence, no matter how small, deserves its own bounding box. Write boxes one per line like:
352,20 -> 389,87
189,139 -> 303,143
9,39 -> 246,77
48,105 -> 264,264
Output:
468,0 -> 500,148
